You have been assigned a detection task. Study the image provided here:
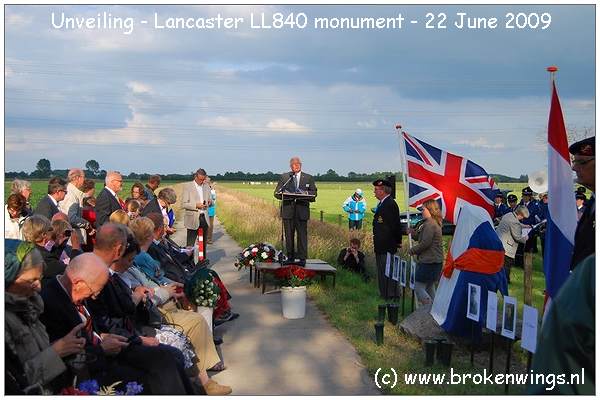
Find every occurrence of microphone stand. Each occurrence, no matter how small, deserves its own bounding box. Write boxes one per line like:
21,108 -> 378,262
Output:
276,173 -> 295,266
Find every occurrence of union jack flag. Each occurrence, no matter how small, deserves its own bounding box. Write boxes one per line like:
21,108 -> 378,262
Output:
402,132 -> 500,224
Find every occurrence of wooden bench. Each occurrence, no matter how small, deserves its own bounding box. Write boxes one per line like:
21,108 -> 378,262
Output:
256,260 -> 337,294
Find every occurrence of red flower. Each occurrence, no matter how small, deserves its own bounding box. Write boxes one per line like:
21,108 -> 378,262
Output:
60,387 -> 89,395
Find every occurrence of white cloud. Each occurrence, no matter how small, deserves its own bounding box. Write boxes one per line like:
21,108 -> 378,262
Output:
5,12 -> 34,28
454,137 -> 506,150
198,116 -> 253,129
127,81 -> 153,94
266,118 -> 310,133
357,119 -> 377,129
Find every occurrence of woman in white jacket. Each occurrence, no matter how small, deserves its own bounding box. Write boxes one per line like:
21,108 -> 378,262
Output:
5,194 -> 27,240
495,205 -> 530,284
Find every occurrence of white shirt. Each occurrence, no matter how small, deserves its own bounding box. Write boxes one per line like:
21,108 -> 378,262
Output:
106,186 -> 119,201
294,171 -> 302,190
48,194 -> 59,207
194,181 -> 205,213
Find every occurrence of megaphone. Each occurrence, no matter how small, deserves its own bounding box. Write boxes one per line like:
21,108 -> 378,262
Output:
529,169 -> 548,194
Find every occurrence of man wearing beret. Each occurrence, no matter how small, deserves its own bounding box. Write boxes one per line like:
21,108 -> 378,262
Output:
569,136 -> 595,270
372,179 -> 402,299
507,194 -> 519,212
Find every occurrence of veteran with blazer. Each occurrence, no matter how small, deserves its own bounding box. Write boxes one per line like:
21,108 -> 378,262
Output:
181,168 -> 212,248
274,157 -> 317,265
569,136 -> 595,270
95,171 -> 125,227
372,179 -> 402,300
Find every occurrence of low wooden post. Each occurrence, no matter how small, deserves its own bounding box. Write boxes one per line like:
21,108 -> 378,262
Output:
320,210 -> 324,222
524,251 -> 533,306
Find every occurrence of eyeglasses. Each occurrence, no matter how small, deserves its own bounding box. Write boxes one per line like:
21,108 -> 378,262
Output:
572,157 -> 594,166
83,280 -> 102,300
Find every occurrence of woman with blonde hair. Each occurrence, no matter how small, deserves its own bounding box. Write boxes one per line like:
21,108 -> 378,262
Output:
109,209 -> 130,225
407,199 -> 444,306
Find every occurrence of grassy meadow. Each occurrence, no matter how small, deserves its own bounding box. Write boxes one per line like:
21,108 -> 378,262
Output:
4,179 -> 184,209
218,180 -> 528,231
215,184 -> 542,394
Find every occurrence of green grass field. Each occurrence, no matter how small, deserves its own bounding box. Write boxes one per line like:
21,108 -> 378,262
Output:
219,181 -> 528,230
4,179 -> 185,209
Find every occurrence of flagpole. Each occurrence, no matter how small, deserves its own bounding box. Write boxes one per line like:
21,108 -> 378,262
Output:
542,65 -> 558,319
395,125 -> 414,251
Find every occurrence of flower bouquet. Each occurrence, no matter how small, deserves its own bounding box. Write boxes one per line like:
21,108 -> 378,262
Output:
184,268 -> 221,308
274,265 -> 317,288
234,242 -> 278,270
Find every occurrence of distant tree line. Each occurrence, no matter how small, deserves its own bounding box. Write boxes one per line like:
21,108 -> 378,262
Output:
4,159 -> 528,183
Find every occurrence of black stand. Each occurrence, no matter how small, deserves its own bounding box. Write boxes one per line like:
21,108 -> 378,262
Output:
411,289 -> 415,312
489,330 -> 495,372
526,351 -> 533,371
504,337 -> 513,394
275,189 -> 315,266
470,321 -> 475,366
401,287 -> 406,316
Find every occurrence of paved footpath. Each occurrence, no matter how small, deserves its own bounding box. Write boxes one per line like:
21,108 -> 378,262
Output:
171,219 -> 380,395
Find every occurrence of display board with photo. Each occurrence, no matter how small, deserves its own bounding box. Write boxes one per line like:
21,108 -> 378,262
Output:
466,283 -> 481,322
501,296 -> 517,340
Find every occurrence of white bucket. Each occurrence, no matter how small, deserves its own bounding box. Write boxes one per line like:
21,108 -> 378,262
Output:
197,306 -> 213,332
281,286 -> 307,319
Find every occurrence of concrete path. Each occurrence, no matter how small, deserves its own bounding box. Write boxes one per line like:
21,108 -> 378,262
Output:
171,219 -> 379,395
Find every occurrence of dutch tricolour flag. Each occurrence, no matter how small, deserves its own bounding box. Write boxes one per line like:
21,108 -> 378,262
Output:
543,81 -> 577,304
430,203 -> 507,337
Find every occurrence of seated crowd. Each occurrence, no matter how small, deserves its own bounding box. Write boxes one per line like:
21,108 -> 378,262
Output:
5,170 -> 235,395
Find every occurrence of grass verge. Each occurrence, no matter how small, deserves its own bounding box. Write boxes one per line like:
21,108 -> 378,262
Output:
216,186 -> 533,394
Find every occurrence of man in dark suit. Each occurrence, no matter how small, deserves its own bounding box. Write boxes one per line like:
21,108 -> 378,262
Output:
274,157 -> 317,265
569,136 -> 595,270
95,171 -> 124,227
34,177 -> 67,220
372,179 -> 402,300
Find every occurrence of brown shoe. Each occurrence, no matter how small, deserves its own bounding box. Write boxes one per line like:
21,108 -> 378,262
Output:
203,379 -> 232,395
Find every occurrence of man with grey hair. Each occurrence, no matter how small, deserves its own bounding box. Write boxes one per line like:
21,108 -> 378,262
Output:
95,171 -> 124,227
274,156 -> 317,265
495,205 -> 530,284
60,168 -> 92,238
182,168 -> 212,249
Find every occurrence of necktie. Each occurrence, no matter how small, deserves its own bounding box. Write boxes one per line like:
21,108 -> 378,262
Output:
76,304 -> 100,345
118,197 -> 126,210
293,174 -> 299,191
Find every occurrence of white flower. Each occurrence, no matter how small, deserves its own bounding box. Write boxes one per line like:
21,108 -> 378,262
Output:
244,251 -> 250,257
249,259 -> 254,265
202,301 -> 208,306
200,284 -> 204,289
261,252 -> 268,259
264,246 -> 270,251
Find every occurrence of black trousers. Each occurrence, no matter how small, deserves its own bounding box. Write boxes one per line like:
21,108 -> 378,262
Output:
349,219 -> 363,230
283,218 -> 308,261
186,214 -> 209,248
117,343 -> 196,394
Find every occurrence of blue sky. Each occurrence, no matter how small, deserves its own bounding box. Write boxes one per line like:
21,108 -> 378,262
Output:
5,4 -> 595,177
